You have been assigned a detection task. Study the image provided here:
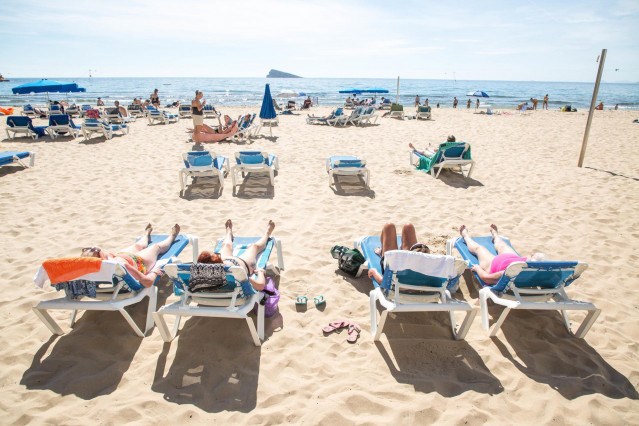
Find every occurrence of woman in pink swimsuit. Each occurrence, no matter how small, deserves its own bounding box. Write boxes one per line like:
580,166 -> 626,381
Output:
459,224 -> 546,285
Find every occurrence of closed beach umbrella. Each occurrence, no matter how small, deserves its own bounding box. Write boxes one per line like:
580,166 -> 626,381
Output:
12,79 -> 86,103
467,90 -> 489,98
260,83 -> 277,136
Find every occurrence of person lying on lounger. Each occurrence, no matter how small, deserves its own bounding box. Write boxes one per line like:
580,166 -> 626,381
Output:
188,114 -> 236,137
367,222 -> 431,283
459,224 -> 546,285
409,135 -> 456,157
196,219 -> 274,291
80,224 -> 181,287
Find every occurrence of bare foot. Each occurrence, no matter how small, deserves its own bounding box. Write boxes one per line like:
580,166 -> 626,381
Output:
266,220 -> 275,237
226,219 -> 233,231
144,223 -> 153,244
490,224 -> 498,241
170,224 -> 180,238
374,247 -> 382,256
409,143 -> 416,151
460,225 -> 469,238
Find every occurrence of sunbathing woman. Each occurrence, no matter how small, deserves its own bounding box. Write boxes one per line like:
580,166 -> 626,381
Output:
197,219 -> 274,291
189,115 -> 238,143
81,224 -> 180,287
368,222 -> 431,283
409,135 -> 456,157
459,224 -> 546,285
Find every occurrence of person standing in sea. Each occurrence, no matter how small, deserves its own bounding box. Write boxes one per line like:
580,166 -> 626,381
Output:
415,95 -> 420,106
453,97 -> 458,108
467,99 -> 471,109
424,98 -> 429,107
150,89 -> 160,108
475,98 -> 480,110
543,94 -> 549,110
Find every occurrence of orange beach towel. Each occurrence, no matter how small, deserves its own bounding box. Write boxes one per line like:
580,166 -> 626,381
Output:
42,257 -> 103,285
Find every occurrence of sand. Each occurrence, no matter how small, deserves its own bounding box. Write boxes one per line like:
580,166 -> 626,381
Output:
0,106 -> 638,424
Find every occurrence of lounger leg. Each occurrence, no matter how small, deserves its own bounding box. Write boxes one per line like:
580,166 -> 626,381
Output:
573,308 -> 601,339
217,169 -> 224,189
257,303 -> 265,342
179,171 -> 186,192
435,165 -> 444,179
144,286 -> 158,335
488,307 -> 511,337
152,310 -> 180,342
467,163 -> 475,179
328,170 -> 334,186
232,168 -> 238,189
245,311 -> 262,347
269,169 -> 274,186
275,238 -> 285,271
119,308 -> 146,337
32,307 -> 65,335
479,288 -> 490,330
70,309 -> 78,327
451,308 -> 477,340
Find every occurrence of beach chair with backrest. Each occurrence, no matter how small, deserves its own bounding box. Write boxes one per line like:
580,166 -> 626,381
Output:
32,233 -> 196,337
127,104 -> 143,117
22,104 -> 37,118
326,155 -> 370,187
80,104 -> 93,117
46,114 -> 82,139
82,118 -> 128,141
306,108 -> 344,126
48,104 -> 63,115
0,151 -> 35,169
286,100 -> 296,111
410,141 -> 475,179
389,103 -> 405,119
355,236 -> 476,340
178,104 -> 192,118
202,104 -> 218,118
344,100 -> 354,109
359,107 -> 378,125
180,151 -> 229,193
447,235 -> 600,338
232,151 -> 279,189
147,109 -> 178,125
345,107 -> 365,126
155,235 -> 285,346
231,114 -> 259,142
66,105 -> 80,117
380,99 -> 392,110
416,106 -> 432,120
5,116 -> 47,140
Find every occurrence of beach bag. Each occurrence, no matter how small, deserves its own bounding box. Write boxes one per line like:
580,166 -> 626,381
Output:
331,245 -> 366,276
188,263 -> 228,293
253,277 -> 280,317
86,109 -> 100,119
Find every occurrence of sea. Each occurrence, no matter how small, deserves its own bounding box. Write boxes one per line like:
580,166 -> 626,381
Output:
1,77 -> 638,110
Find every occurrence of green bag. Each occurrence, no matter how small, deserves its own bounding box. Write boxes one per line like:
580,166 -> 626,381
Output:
331,245 -> 366,276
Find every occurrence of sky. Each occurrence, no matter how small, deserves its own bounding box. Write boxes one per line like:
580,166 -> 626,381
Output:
0,0 -> 637,82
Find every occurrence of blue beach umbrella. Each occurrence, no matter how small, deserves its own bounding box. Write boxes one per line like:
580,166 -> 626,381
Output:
362,88 -> 389,94
338,88 -> 362,94
259,84 -> 277,136
467,90 -> 489,98
12,79 -> 86,103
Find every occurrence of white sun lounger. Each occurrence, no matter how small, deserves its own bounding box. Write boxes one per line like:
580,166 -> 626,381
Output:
180,151 -> 229,193
326,155 -> 370,187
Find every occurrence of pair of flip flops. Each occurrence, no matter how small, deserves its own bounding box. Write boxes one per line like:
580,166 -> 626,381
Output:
322,320 -> 361,343
296,295 -> 326,307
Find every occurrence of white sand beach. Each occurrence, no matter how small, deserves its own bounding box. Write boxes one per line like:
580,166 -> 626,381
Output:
1,106 -> 638,424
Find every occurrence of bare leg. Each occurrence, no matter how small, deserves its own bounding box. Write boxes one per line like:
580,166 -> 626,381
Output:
200,123 -> 217,133
239,220 -> 275,273
120,223 -> 153,253
460,225 -> 494,272
491,224 -> 518,256
220,219 -> 234,258
409,143 -> 436,157
375,222 -> 399,257
137,224 -> 180,271
400,223 -> 418,250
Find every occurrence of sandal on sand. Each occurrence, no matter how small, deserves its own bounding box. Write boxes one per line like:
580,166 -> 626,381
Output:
322,320 -> 350,334
347,323 -> 361,343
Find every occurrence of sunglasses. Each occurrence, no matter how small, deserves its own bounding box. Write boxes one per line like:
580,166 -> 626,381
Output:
82,247 -> 101,256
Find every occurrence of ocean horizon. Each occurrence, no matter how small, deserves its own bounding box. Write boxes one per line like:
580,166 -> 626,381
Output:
2,77 -> 638,110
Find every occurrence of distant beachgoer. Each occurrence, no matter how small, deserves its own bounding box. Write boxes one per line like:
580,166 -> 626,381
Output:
97,97 -> 105,107
150,89 -> 160,108
345,96 -> 352,104
543,94 -> 549,110
415,95 -> 420,106
52,101 -> 65,114
475,99 -> 480,110
436,103 -> 440,108
81,223 -> 180,287
424,98 -> 429,107
409,135 -> 456,158
614,104 -> 618,110
453,97 -> 458,108
595,101 -> 603,110
517,102 -> 528,110
530,98 -> 538,110
192,90 -> 211,145
459,224 -> 546,285
272,98 -> 281,111
467,99 -> 471,109
302,96 -> 312,109
367,222 -> 431,285
188,114 -> 237,143
113,100 -> 128,117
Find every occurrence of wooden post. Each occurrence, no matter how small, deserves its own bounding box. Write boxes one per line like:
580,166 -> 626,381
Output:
578,49 -> 607,167
396,76 -> 400,104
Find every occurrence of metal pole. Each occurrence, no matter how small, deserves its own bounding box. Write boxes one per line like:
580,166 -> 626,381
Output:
396,76 -> 400,104
578,49 -> 606,167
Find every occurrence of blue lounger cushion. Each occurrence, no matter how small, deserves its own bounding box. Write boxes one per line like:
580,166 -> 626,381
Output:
329,156 -> 363,168
185,151 -> 226,169
0,151 -> 30,166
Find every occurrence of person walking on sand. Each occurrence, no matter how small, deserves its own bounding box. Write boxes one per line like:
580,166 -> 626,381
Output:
530,98 -> 538,110
453,97 -> 458,108
543,94 -> 549,110
467,98 -> 471,109
475,98 -> 480,110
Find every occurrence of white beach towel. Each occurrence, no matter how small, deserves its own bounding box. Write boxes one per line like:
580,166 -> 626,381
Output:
384,250 -> 457,279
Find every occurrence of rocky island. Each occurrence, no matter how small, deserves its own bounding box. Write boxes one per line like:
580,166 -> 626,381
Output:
266,69 -> 301,78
